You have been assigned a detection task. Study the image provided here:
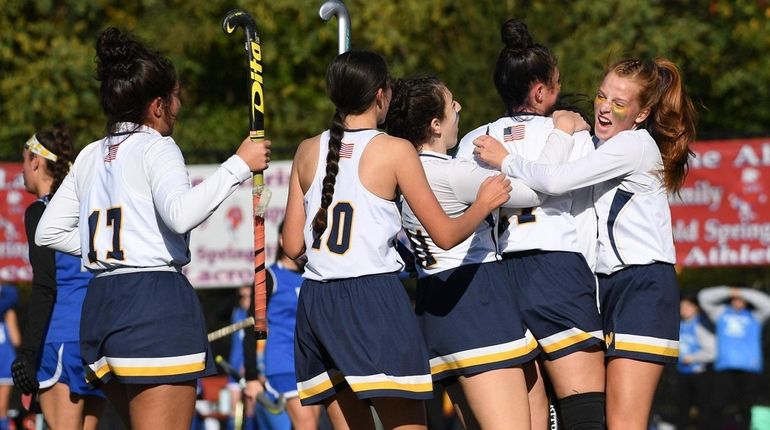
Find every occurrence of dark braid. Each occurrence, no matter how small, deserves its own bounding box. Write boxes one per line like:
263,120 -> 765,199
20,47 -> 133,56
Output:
312,110 -> 344,235
311,51 -> 390,239
35,123 -> 75,194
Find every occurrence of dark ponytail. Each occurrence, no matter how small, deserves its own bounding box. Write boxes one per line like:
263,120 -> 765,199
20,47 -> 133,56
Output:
96,27 -> 177,134
312,51 -> 390,238
494,19 -> 558,115
35,123 -> 75,194
385,76 -> 446,150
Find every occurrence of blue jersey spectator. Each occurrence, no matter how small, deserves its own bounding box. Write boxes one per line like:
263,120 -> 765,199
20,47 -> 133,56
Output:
699,286 -> 770,430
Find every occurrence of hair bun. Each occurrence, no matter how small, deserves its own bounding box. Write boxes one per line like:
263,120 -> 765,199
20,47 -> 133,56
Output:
96,27 -> 139,81
500,19 -> 533,50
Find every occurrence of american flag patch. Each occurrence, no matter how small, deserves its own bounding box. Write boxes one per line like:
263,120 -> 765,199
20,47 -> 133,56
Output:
503,124 -> 525,142
104,143 -> 120,162
339,142 -> 354,159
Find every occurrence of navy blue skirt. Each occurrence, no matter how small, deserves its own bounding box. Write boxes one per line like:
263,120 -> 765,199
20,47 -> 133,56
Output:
80,271 -> 217,385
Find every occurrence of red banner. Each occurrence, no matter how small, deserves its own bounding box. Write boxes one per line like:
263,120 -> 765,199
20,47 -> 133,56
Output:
671,138 -> 770,267
0,163 -> 37,282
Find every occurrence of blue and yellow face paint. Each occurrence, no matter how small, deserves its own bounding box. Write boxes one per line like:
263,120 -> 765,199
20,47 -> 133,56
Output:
594,94 -> 629,121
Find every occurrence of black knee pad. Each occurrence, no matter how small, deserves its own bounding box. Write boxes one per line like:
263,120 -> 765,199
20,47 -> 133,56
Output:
556,392 -> 605,430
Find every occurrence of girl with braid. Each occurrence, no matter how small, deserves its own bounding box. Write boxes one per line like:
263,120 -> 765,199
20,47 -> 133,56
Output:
14,124 -> 106,430
282,51 -> 512,430
474,58 -> 697,429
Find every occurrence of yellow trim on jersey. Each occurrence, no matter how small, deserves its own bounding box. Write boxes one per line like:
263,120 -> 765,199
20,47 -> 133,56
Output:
430,334 -> 538,375
539,328 -> 598,354
86,353 -> 207,382
345,374 -> 433,394
298,371 -> 345,399
613,333 -> 679,357
348,380 -> 433,394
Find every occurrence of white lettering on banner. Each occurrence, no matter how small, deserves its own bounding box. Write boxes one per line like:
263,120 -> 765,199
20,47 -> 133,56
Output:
684,245 -> 770,266
689,149 -> 722,169
673,220 -> 699,242
669,180 -> 723,210
0,242 -> 28,259
0,265 -> 33,282
733,143 -> 770,167
703,219 -> 770,245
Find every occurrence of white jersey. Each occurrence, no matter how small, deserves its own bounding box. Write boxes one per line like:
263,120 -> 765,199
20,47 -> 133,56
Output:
500,128 -> 675,274
401,151 -> 546,278
302,129 -> 404,281
36,122 -> 252,272
457,115 -> 597,266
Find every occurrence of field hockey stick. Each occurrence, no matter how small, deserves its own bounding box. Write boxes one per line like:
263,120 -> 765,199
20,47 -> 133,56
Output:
216,355 -> 287,414
223,9 -> 270,341
207,317 -> 256,342
319,0 -> 351,54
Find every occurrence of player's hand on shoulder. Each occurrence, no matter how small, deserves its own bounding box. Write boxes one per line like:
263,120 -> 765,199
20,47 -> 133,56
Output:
472,135 -> 508,169
552,110 -> 590,134
476,173 -> 512,212
237,137 -> 272,172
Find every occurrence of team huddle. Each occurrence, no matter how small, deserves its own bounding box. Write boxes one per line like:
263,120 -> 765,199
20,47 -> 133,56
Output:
14,13 -> 695,430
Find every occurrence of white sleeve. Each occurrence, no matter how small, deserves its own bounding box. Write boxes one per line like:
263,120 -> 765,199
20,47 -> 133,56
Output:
742,288 -> 770,323
500,134 -> 645,195
698,287 -> 730,321
456,125 -> 488,161
146,138 -> 252,234
447,159 -> 545,208
35,171 -> 82,255
535,129 -> 576,164
691,324 -> 716,363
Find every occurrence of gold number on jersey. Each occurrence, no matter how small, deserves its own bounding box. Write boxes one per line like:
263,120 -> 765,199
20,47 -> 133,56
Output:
311,202 -> 354,254
405,228 -> 436,268
87,207 -> 125,263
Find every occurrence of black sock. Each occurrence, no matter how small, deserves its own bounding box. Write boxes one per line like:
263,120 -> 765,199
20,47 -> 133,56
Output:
557,392 -> 605,430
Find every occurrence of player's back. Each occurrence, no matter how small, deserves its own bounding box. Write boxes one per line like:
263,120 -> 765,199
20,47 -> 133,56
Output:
302,129 -> 404,281
401,152 -> 498,277
459,115 -> 593,255
74,123 -> 191,271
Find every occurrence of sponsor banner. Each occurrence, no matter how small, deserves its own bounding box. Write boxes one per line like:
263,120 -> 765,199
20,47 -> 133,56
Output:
0,163 -> 37,283
183,161 -> 291,288
671,138 -> 770,267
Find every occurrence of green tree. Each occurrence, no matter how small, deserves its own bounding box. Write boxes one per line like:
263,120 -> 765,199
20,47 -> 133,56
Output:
2,0 -> 770,163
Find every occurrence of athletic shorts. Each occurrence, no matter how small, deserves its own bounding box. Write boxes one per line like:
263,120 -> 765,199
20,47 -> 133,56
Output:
503,251 -> 603,360
294,273 -> 432,406
38,342 -> 105,397
598,262 -> 679,363
415,261 -> 538,381
265,372 -> 298,399
81,271 -> 217,386
0,329 -> 14,385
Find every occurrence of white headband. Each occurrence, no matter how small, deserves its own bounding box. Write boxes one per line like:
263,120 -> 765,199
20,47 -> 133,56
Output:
24,134 -> 59,162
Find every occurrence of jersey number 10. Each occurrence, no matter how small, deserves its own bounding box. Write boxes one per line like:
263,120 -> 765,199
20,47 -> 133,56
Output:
312,202 -> 353,254
87,208 -> 125,263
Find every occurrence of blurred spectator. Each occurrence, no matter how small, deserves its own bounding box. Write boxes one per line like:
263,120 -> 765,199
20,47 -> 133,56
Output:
225,286 -> 251,430
676,294 -> 716,430
699,286 -> 770,430
0,285 -> 20,430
